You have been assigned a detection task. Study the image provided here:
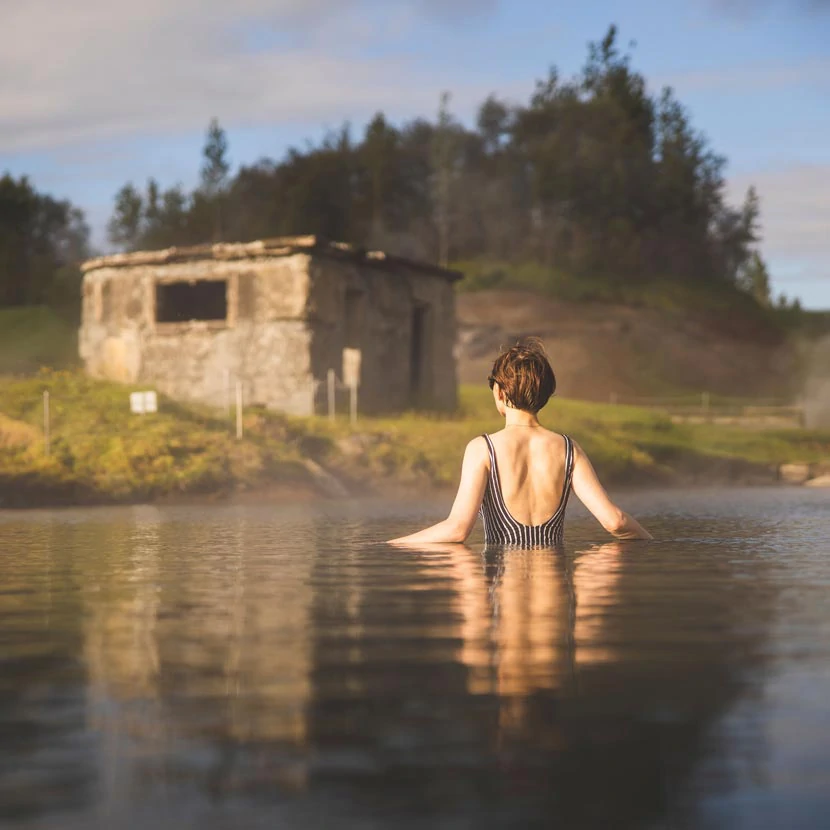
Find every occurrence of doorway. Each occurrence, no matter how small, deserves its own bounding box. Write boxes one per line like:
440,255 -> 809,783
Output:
410,303 -> 430,403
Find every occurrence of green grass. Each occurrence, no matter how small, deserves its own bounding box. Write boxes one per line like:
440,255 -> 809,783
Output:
0,370 -> 311,505
1,372 -> 828,507
0,306 -> 80,374
283,384 -> 830,489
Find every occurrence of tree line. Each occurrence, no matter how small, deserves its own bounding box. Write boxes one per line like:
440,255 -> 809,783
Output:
108,27 -> 767,296
1,26 -> 780,315
0,175 -> 89,311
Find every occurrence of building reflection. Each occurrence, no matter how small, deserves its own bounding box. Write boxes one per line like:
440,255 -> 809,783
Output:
77,506 -> 317,805
0,508 -> 778,828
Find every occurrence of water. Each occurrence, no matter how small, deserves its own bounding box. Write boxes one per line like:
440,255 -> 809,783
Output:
1,488 -> 829,829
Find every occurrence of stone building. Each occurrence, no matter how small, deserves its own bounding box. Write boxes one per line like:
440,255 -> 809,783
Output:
79,237 -> 460,415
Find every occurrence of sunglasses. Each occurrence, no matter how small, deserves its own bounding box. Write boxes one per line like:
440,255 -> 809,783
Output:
488,375 -> 497,390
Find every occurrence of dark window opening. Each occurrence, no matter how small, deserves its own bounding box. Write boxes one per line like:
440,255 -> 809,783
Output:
156,280 -> 227,323
410,304 -> 428,399
344,289 -> 365,348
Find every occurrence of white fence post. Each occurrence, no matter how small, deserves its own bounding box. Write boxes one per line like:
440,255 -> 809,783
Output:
224,368 -> 231,419
349,381 -> 358,427
43,390 -> 50,456
327,369 -> 336,422
235,380 -> 243,440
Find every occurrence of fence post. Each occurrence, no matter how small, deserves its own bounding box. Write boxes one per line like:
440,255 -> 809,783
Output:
43,390 -> 50,457
349,382 -> 358,427
224,368 -> 231,419
327,369 -> 336,422
235,380 -> 243,440
702,391 -> 710,415
609,392 -> 618,406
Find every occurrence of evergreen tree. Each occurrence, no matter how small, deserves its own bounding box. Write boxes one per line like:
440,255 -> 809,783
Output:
0,174 -> 89,308
200,118 -> 230,242
102,26 -> 767,291
107,183 -> 143,251
737,251 -> 771,306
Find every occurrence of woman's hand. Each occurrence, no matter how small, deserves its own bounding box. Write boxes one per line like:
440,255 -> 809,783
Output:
571,440 -> 653,540
388,437 -> 489,544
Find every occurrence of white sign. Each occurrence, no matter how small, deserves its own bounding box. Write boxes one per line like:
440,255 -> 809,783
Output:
342,347 -> 362,389
130,391 -> 158,414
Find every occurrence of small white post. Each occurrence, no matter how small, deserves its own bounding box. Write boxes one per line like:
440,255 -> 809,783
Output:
327,368 -> 336,422
43,390 -> 50,456
223,368 -> 231,419
349,382 -> 358,427
235,380 -> 243,440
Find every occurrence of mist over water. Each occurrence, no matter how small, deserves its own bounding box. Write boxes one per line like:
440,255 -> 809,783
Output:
1,489 -> 830,829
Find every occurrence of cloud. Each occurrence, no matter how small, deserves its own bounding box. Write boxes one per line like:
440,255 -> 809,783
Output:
0,0 -> 500,153
708,0 -> 830,18
659,57 -> 830,94
727,164 -> 830,288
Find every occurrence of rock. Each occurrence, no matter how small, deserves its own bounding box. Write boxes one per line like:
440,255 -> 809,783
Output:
779,462 -> 812,484
302,459 -> 349,498
804,474 -> 830,488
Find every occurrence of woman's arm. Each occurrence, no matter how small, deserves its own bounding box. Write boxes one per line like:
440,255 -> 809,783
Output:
388,437 -> 489,545
571,440 -> 652,540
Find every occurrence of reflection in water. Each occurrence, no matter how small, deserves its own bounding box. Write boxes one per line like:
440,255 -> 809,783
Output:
0,491 -> 827,828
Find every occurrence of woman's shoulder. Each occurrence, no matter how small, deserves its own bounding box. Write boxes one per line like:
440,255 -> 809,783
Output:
487,426 -> 572,447
464,434 -> 491,456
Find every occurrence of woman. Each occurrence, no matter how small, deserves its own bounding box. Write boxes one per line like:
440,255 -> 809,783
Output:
389,339 -> 651,546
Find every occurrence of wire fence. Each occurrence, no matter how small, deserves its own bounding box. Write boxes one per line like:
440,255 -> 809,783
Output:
30,366 -> 362,458
608,392 -> 806,426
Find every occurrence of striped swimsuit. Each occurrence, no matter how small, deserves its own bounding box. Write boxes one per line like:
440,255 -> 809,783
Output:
479,433 -> 575,547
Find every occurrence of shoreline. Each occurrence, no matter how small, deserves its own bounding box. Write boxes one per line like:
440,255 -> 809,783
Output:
2,373 -> 828,511
2,460 -> 822,512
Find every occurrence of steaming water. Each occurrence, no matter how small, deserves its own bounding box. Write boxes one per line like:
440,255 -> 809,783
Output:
1,488 -> 829,829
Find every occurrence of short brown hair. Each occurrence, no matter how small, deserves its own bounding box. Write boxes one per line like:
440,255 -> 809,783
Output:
489,337 -> 556,413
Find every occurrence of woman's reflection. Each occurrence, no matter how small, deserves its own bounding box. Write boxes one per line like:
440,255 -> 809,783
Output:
410,541 -> 625,703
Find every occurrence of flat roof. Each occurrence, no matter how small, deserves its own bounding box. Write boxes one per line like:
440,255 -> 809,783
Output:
82,236 -> 462,282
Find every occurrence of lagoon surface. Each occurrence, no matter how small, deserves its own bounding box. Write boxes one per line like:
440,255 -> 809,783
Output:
1,488 -> 829,829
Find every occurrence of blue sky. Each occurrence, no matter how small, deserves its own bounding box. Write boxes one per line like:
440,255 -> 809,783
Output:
2,0 -> 829,307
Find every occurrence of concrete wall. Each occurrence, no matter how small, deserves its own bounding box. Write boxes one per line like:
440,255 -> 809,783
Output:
80,255 -> 315,415
307,258 -> 457,413
80,252 -> 457,416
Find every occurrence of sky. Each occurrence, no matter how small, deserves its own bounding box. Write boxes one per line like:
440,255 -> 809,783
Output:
2,0 -> 829,307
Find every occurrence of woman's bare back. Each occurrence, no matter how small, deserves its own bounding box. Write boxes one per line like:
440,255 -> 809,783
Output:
487,427 -> 569,526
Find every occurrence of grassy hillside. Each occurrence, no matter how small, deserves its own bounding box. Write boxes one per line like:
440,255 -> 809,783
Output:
0,306 -> 79,375
1,371 -> 828,508
456,290 -> 814,401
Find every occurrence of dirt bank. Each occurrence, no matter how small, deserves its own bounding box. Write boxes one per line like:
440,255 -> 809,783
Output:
456,291 -> 799,401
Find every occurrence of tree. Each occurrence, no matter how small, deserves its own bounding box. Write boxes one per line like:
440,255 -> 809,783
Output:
713,185 -> 760,285
361,113 -> 398,244
432,92 -> 457,267
0,174 -> 89,310
99,25 -> 774,295
107,184 -> 143,250
737,251 -> 771,306
200,118 -> 231,241
477,95 -> 512,154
